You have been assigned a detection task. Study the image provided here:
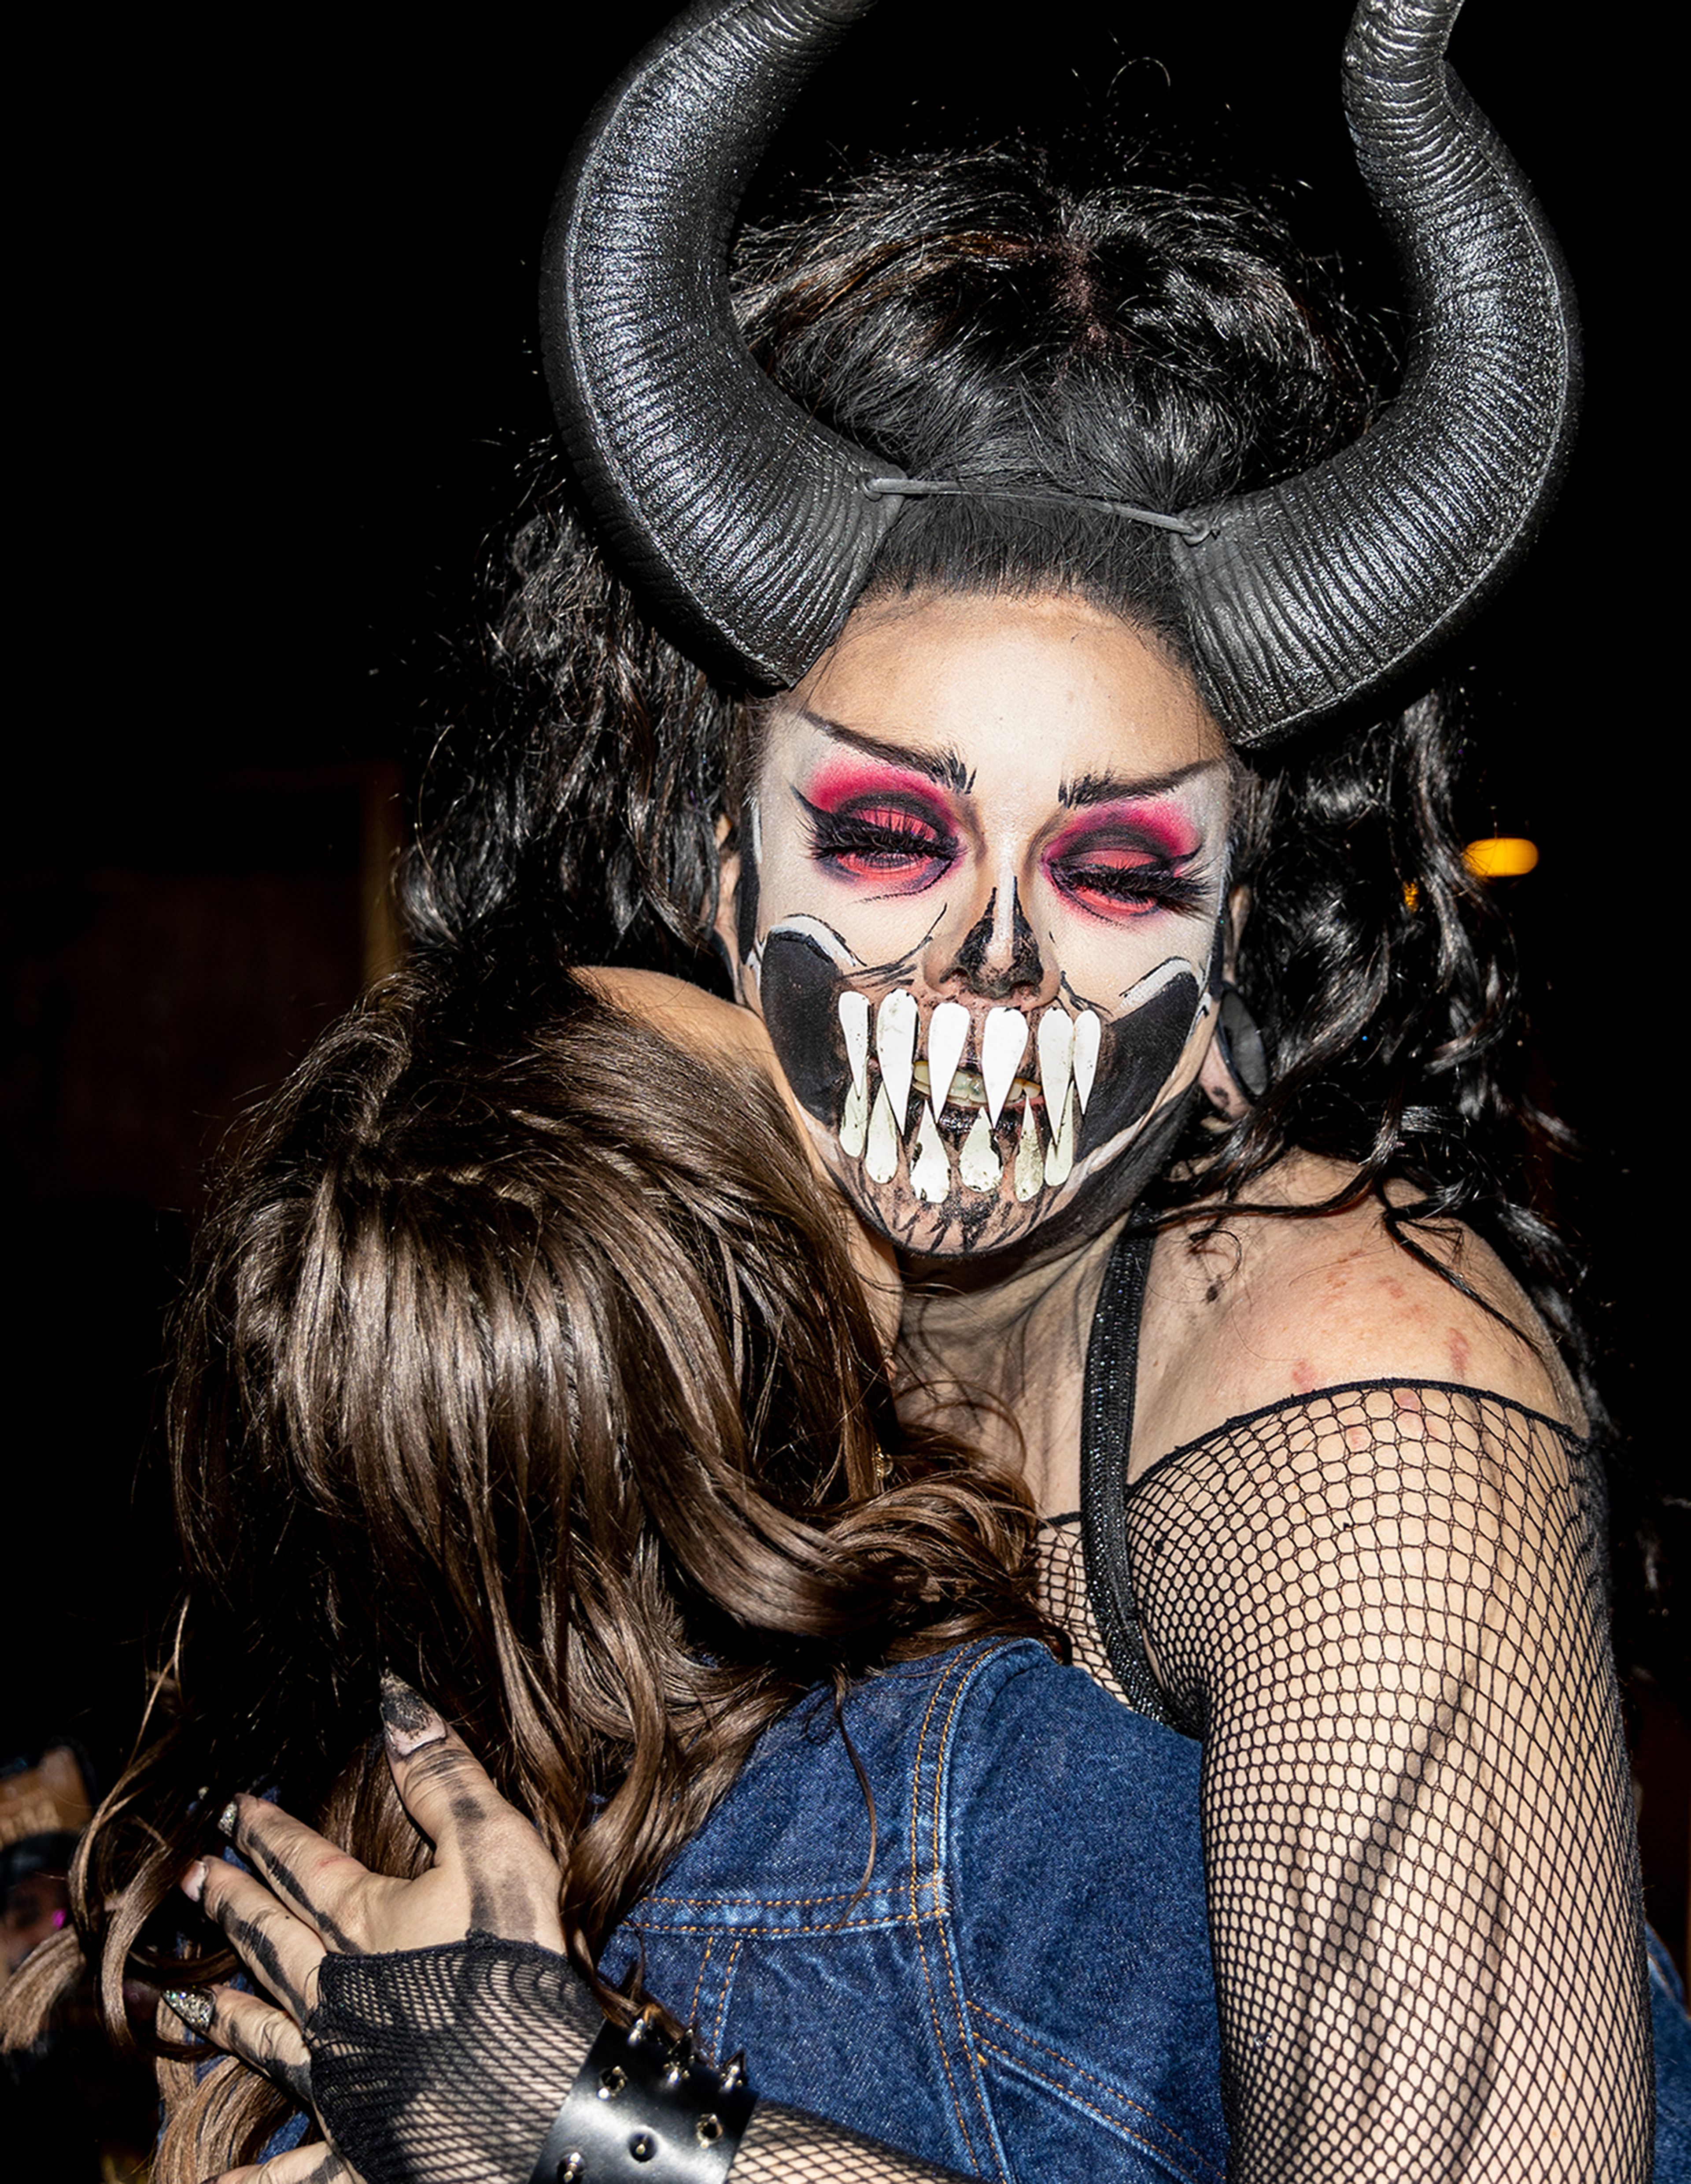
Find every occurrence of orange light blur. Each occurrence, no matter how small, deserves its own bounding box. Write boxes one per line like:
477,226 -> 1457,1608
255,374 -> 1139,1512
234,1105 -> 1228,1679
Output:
1464,836 -> 1539,879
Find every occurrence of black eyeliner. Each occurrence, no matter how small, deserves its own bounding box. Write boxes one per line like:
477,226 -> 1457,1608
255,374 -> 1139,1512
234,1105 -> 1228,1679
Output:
1053,863 -> 1211,915
796,790 -> 958,867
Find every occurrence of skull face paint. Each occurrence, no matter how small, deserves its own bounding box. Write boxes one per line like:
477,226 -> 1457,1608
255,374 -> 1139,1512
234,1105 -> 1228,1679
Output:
718,592 -> 1233,1256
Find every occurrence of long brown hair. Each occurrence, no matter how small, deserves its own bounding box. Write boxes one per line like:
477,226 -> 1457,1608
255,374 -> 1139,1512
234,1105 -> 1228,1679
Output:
18,963 -> 1048,2173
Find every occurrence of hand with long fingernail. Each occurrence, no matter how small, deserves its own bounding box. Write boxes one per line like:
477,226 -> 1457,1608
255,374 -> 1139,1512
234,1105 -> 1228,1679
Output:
170,1681 -> 579,2184
379,1672 -> 448,1757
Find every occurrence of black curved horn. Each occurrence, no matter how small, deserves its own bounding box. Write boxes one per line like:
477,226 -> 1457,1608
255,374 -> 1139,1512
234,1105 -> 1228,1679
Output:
547,0 -> 1578,738
1175,0 -> 1581,746
541,0 -> 904,689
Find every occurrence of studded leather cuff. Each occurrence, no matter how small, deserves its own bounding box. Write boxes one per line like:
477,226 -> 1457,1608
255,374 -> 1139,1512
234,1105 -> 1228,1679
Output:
529,2010 -> 756,2184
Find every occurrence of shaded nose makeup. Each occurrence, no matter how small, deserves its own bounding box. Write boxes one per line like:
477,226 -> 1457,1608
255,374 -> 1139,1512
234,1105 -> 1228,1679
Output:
942,885 -> 1045,1002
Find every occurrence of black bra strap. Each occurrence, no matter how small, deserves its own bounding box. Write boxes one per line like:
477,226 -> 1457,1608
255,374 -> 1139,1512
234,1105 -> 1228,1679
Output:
1079,1223 -> 1177,1728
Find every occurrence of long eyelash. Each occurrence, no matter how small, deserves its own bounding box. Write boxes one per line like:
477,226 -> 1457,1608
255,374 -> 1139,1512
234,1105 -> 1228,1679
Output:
804,807 -> 956,863
1059,863 -> 1210,914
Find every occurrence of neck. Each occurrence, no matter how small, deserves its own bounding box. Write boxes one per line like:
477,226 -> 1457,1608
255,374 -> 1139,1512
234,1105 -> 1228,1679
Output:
889,1092 -> 1193,1511
896,1219 -> 1121,1515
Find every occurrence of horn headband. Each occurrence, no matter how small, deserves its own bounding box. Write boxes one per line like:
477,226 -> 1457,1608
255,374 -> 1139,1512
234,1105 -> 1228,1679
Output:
541,0 -> 1580,748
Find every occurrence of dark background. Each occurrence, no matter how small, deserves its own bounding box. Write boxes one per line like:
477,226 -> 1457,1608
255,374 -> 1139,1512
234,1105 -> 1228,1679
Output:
8,0 -> 1680,1963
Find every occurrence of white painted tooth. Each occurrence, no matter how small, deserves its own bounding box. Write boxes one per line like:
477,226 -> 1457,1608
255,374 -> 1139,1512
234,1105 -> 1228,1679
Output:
864,1083 -> 901,1183
838,989 -> 870,1099
1072,1009 -> 1101,1114
1014,1099 -> 1044,1201
1037,1009 -> 1073,1126
839,1074 -> 868,1159
1044,1083 -> 1077,1187
960,1111 -> 1004,1193
910,1107 -> 951,1202
980,1006 -> 1029,1127
875,988 -> 918,1123
925,1000 -> 970,1119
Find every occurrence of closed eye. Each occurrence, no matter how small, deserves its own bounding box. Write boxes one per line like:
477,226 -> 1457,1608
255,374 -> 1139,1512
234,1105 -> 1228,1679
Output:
1046,842 -> 1208,920
801,796 -> 959,890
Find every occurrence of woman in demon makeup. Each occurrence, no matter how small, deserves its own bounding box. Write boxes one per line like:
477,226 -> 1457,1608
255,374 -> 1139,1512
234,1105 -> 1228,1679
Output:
41,0 -> 1688,2175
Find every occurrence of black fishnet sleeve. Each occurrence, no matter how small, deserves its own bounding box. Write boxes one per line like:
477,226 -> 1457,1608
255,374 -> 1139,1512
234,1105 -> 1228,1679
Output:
1121,1384 -> 1652,2182
307,1937 -> 597,2184
306,1934 -> 965,2184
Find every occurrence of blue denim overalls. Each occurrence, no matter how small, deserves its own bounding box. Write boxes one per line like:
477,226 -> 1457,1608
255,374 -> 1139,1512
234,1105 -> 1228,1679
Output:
600,1637 -> 1228,2184
247,1627 -> 1691,2177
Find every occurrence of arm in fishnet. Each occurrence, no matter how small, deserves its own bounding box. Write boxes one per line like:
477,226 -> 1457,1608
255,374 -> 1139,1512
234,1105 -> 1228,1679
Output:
306,1936 -> 966,2184
1123,1385 -> 1651,2183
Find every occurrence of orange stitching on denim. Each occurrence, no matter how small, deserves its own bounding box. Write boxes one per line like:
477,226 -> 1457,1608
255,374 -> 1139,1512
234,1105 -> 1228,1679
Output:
907,1648 -> 989,2174
967,1999 -> 1203,2143
637,1886 -> 908,1912
708,1935 -> 742,2060
687,1936 -> 713,2030
626,1912 -> 926,1938
908,1663 -> 951,1901
971,2037 -> 1225,2184
906,1642 -> 1020,2184
928,1652 -> 1009,2177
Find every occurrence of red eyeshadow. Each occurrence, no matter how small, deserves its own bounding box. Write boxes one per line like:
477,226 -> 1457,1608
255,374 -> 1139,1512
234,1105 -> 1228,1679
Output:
805,759 -> 955,820
1044,799 -> 1202,864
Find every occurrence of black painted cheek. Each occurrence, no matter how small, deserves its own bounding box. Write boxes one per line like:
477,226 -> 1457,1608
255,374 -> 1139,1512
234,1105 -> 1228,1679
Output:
759,929 -> 848,1123
1076,972 -> 1201,1160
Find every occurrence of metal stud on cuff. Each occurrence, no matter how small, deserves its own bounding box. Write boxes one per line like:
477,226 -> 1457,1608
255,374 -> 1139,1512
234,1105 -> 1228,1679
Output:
528,2014 -> 756,2184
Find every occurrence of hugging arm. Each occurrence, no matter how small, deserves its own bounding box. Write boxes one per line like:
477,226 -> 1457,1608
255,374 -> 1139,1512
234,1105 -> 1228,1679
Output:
1125,1385 -> 1653,2184
181,1693 -> 965,2184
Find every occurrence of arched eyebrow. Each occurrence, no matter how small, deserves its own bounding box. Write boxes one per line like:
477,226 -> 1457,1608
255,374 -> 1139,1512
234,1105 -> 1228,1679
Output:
1058,758 -> 1225,808
792,709 -> 1226,808
793,708 -> 975,797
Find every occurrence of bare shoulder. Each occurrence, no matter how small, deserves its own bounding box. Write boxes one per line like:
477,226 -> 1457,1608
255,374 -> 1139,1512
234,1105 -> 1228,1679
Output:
583,968 -> 782,1074
1130,1151 -> 1584,1477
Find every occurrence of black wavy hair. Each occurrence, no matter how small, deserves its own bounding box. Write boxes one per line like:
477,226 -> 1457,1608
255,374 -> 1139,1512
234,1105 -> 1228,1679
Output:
402,142 -> 1623,1529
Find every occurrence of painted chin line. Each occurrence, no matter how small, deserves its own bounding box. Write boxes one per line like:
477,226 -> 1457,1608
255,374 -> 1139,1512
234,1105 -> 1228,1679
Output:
753,918 -> 1212,1255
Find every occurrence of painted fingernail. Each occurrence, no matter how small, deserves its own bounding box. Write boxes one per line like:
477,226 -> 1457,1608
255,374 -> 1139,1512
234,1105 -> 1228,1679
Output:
215,1799 -> 240,1839
380,1670 -> 447,1756
162,1986 -> 215,2034
181,1859 -> 208,1904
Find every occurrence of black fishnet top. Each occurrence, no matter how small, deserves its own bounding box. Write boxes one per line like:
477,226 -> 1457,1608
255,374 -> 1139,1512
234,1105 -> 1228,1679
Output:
1058,1225 -> 1653,2182
303,1224 -> 1653,2184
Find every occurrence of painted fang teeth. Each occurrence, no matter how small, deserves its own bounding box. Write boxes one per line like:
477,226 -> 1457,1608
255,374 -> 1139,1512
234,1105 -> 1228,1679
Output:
875,989 -> 918,1123
980,1007 -> 1029,1126
926,1000 -> 970,1119
911,1107 -> 951,1201
960,1111 -> 1003,1193
1044,1082 -> 1077,1187
1014,1099 -> 1044,1200
864,1083 -> 900,1183
839,1074 -> 868,1159
1072,1009 -> 1101,1113
1037,1010 -> 1073,1123
838,989 -> 870,1099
